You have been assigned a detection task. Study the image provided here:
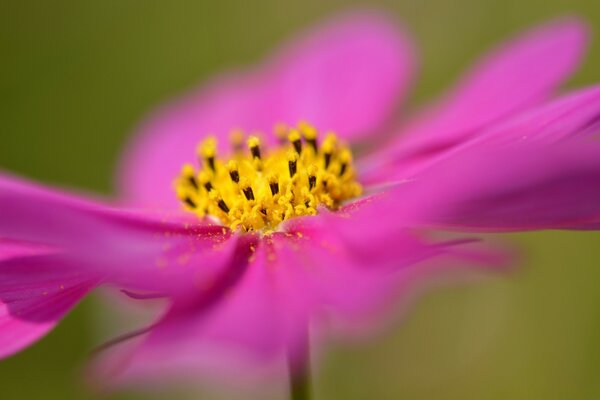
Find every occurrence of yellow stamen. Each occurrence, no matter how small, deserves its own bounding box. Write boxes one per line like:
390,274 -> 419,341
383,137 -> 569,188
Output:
274,123 -> 289,144
175,122 -> 362,232
288,129 -> 302,154
287,150 -> 299,178
247,135 -> 261,159
299,121 -> 318,152
229,130 -> 245,153
198,137 -> 217,172
227,160 -> 240,183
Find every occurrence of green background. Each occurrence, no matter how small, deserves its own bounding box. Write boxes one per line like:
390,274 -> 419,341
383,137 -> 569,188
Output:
2,0 -> 600,399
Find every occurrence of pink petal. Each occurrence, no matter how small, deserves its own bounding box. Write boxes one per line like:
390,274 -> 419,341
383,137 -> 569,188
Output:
0,172 -> 231,295
0,254 -> 98,358
118,10 -> 414,208
365,83 -> 600,183
0,239 -> 53,261
97,218 -> 506,384
462,83 -> 600,147
378,17 -> 588,165
268,10 -> 414,142
0,172 -> 242,358
363,141 -> 600,232
96,235 -> 275,383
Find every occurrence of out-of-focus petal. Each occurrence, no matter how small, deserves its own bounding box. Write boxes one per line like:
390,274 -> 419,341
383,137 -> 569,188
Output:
269,11 -> 414,142
0,255 -> 98,358
94,234 -> 271,384
0,239 -> 53,261
376,17 -> 588,166
97,216 -> 508,385
0,172 -> 240,358
365,84 -> 600,183
362,141 -> 600,232
460,83 -> 600,147
0,172 -> 231,295
118,10 -> 414,208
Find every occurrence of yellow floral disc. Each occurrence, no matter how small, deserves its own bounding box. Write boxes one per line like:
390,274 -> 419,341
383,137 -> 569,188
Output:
175,122 -> 362,232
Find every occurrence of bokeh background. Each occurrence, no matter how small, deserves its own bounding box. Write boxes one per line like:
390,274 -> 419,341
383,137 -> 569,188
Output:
2,1 -> 600,399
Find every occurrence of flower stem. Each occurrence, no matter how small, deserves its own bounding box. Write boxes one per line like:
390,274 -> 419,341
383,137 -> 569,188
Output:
287,327 -> 311,400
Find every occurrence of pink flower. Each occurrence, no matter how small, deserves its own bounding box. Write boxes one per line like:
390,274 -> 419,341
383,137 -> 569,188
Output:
2,10 -> 600,395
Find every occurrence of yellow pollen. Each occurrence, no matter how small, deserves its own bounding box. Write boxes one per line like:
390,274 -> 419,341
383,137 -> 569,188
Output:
175,122 -> 362,232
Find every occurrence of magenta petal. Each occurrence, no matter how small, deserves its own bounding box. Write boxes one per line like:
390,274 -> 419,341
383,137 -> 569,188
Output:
268,11 -> 414,142
118,11 -> 414,208
463,83 -> 600,147
367,141 -> 600,232
0,172 -> 231,295
117,73 -> 274,208
101,236 -> 282,382
99,235 -> 370,382
0,173 -> 240,358
0,239 -> 53,262
0,255 -> 98,358
96,215 -> 509,383
271,232 -> 397,326
383,17 -> 588,161
370,84 -> 600,183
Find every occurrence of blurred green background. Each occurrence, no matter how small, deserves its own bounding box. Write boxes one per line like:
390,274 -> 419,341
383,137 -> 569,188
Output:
2,0 -> 600,399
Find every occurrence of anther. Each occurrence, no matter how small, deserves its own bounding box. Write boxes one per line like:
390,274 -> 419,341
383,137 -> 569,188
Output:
184,197 -> 196,209
247,136 -> 261,159
288,151 -> 298,178
323,153 -> 332,169
321,134 -> 337,170
176,187 -> 197,209
207,157 -> 216,172
181,164 -> 198,190
288,129 -> 302,154
339,163 -> 347,177
229,130 -> 245,153
188,176 -> 199,190
198,171 -> 213,192
229,170 -> 239,183
188,175 -> 198,190
274,123 -> 288,144
299,122 -> 318,151
227,160 -> 240,183
198,137 -> 217,172
308,165 -> 317,190
240,178 -> 255,201
217,199 -> 230,213
339,149 -> 352,177
268,175 -> 279,195
243,186 -> 255,201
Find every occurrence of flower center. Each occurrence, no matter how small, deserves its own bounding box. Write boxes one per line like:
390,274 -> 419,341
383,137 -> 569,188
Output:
175,122 -> 362,232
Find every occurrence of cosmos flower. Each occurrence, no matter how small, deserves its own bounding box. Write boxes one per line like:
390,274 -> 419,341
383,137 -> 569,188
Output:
2,10 -> 600,398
